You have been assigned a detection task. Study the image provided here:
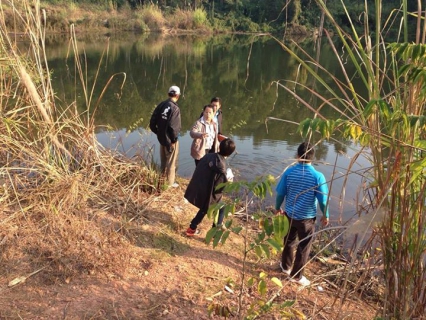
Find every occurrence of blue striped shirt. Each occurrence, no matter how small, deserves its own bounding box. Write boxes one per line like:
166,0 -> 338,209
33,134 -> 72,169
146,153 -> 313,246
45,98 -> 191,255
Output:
276,163 -> 329,220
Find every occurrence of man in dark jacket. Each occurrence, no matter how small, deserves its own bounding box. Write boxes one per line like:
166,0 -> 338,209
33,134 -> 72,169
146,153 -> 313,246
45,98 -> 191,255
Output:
184,139 -> 236,236
149,86 -> 181,187
210,97 -> 223,134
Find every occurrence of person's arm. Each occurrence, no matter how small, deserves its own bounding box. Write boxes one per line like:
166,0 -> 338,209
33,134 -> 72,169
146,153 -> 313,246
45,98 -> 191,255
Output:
149,104 -> 160,134
275,194 -> 285,212
189,120 -> 204,139
274,174 -> 287,214
168,105 -> 181,143
316,173 -> 330,226
217,111 -> 223,134
318,202 -> 329,218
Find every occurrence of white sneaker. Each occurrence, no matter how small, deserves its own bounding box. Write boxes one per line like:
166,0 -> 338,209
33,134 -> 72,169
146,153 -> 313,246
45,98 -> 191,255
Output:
279,262 -> 291,276
290,276 -> 311,286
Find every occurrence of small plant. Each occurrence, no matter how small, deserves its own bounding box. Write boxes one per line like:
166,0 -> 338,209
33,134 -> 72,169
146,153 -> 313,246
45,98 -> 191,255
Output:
203,175 -> 308,319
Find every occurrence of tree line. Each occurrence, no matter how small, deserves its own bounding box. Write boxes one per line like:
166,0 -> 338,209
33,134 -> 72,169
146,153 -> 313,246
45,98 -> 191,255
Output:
45,0 -> 418,35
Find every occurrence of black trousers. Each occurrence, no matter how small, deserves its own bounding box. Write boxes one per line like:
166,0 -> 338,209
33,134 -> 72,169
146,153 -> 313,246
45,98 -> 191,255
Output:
190,207 -> 224,230
281,216 -> 316,280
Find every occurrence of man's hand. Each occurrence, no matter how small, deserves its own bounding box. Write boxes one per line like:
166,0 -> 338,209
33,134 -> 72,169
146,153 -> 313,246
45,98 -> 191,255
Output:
320,216 -> 329,227
274,208 -> 284,215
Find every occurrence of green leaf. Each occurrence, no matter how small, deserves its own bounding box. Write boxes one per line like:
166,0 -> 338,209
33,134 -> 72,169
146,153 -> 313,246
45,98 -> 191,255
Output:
273,215 -> 289,241
298,118 -> 312,137
260,244 -> 270,258
398,64 -> 411,76
264,218 -> 273,236
225,219 -> 233,228
259,271 -> 267,279
258,279 -> 267,295
318,120 -> 328,138
255,245 -> 263,258
231,226 -> 243,234
258,231 -> 266,242
207,202 -> 222,219
220,230 -> 231,245
247,277 -> 255,287
267,238 -> 283,252
212,230 -> 223,248
280,300 -> 296,308
363,100 -> 377,119
311,118 -> 321,131
271,277 -> 283,288
412,44 -> 422,60
205,228 -> 217,244
378,100 -> 391,120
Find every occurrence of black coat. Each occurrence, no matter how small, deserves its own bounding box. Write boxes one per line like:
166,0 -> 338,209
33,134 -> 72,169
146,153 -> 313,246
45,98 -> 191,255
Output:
184,153 -> 228,210
149,98 -> 181,149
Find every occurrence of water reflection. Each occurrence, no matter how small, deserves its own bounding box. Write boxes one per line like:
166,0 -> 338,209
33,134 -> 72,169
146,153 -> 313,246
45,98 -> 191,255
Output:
47,33 -> 368,220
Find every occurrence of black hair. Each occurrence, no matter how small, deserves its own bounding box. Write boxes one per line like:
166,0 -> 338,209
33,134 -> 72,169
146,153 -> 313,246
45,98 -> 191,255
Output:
219,139 -> 236,157
168,92 -> 179,98
211,97 -> 221,104
203,104 -> 214,111
297,142 -> 315,161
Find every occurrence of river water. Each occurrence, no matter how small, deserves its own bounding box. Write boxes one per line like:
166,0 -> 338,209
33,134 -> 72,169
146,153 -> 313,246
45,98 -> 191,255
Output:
46,32 -> 369,222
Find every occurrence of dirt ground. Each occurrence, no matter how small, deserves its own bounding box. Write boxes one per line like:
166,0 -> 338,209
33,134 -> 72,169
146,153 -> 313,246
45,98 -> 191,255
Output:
0,184 -> 379,320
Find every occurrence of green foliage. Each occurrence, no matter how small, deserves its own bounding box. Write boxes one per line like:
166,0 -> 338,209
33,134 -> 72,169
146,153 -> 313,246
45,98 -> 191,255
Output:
193,8 -> 208,28
244,272 -> 305,319
39,0 -> 418,35
223,11 -> 261,32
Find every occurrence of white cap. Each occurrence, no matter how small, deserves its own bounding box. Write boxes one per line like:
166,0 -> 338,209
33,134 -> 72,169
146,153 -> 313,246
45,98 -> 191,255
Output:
168,85 -> 180,95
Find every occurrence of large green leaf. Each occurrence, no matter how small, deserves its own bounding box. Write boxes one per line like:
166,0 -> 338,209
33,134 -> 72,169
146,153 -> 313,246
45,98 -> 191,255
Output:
273,214 -> 289,242
205,227 -> 217,244
267,238 -> 283,252
257,279 -> 267,295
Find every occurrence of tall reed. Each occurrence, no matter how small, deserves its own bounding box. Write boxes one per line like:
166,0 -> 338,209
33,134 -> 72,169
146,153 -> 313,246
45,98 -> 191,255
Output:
0,0 -> 161,279
272,0 -> 425,318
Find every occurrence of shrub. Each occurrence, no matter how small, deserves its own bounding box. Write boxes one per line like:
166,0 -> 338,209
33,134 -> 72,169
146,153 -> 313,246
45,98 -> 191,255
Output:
138,4 -> 164,31
225,13 -> 259,32
171,8 -> 192,29
193,8 -> 208,28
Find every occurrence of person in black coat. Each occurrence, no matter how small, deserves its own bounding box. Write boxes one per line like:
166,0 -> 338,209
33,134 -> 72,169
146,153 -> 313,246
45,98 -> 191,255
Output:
149,86 -> 181,187
185,139 -> 236,236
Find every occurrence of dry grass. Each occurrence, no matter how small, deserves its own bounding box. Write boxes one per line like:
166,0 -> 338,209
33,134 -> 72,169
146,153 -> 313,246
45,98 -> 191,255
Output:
0,0 -> 164,284
137,4 -> 166,31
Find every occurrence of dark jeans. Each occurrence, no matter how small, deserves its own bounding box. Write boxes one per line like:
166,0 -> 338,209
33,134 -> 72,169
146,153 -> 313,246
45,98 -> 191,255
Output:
190,207 -> 224,230
281,216 -> 316,280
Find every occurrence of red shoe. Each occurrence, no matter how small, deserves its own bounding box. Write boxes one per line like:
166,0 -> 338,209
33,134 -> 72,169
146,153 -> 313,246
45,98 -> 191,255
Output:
186,227 -> 201,237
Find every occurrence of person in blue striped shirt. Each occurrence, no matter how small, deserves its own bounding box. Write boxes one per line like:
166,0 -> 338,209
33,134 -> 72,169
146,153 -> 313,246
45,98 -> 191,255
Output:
275,142 -> 329,286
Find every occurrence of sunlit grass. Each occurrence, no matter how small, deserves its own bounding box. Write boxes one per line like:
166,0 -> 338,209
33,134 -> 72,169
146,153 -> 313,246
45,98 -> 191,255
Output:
0,0 -> 166,281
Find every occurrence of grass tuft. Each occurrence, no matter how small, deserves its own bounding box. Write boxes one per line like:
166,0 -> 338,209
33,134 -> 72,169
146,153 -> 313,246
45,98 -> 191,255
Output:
0,0 -> 169,283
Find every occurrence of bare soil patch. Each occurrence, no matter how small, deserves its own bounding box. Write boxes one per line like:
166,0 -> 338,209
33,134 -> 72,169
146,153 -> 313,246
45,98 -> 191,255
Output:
0,182 -> 379,319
